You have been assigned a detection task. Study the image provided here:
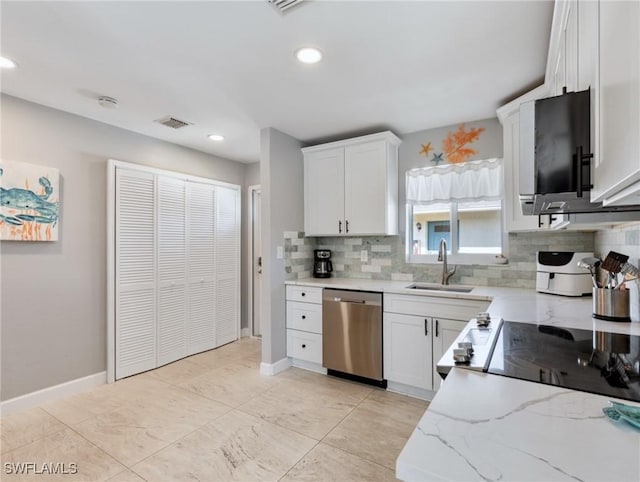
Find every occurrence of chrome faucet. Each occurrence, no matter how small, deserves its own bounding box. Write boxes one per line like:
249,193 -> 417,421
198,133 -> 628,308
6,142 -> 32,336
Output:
437,239 -> 456,285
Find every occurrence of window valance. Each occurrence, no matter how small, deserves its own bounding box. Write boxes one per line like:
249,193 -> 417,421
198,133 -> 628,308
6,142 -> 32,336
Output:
406,158 -> 503,205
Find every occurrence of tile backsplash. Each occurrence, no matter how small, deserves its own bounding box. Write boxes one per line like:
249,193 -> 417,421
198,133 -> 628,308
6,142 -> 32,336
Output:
284,230 -> 595,289
284,231 -> 314,281
594,223 -> 640,267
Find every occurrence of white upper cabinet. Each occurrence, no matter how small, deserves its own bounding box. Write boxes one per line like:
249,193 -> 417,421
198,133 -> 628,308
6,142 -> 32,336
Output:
502,110 -> 539,232
304,148 -> 344,236
592,0 -> 640,206
303,132 -> 400,237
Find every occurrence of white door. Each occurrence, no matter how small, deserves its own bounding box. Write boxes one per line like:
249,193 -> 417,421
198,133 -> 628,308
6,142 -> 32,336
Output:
157,176 -> 187,366
431,318 -> 467,390
186,182 -> 216,356
215,185 -> 240,347
383,313 -> 432,390
304,148 -> 344,236
252,188 -> 262,337
344,141 -> 387,235
115,169 -> 156,379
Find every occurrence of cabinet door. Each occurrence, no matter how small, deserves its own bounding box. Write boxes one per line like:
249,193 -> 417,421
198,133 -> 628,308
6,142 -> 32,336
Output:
593,0 -> 640,205
157,176 -> 187,366
344,141 -> 389,235
577,0 -> 600,193
115,169 -> 157,379
186,182 -> 217,356
564,1 -> 578,93
383,313 -> 432,390
304,148 -> 344,236
432,318 -> 466,391
215,185 -> 240,347
504,111 -> 538,232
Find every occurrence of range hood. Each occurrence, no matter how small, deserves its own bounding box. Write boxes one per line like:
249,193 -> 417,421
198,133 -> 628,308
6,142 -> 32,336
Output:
519,89 -> 640,217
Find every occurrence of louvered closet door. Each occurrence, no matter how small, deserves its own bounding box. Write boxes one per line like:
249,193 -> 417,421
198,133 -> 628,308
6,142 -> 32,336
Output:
157,176 -> 187,366
115,169 -> 156,379
186,182 -> 217,355
215,186 -> 240,347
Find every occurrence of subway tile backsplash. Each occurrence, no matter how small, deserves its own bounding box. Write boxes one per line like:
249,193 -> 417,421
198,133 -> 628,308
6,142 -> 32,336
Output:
284,230 -> 596,289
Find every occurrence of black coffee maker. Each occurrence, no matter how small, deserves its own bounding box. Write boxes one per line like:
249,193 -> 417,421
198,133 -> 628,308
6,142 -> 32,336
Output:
313,249 -> 333,278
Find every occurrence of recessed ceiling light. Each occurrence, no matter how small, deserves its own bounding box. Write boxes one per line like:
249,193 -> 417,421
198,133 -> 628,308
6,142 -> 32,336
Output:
0,56 -> 17,69
208,134 -> 225,142
98,96 -> 118,109
295,47 -> 322,64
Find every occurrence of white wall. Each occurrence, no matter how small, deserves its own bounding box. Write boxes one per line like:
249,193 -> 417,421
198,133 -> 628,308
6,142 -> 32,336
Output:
259,128 -> 304,365
0,94 -> 247,401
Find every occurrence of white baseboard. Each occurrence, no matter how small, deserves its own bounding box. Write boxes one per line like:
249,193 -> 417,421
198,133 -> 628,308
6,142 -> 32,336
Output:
0,372 -> 107,417
241,327 -> 250,337
290,358 -> 327,375
260,357 -> 291,376
386,381 -> 435,401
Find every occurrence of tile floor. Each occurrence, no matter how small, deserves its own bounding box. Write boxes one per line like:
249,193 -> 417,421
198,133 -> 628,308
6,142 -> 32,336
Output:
0,338 -> 428,481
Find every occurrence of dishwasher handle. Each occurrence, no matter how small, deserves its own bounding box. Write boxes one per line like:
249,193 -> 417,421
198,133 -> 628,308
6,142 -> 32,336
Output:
332,297 -> 366,304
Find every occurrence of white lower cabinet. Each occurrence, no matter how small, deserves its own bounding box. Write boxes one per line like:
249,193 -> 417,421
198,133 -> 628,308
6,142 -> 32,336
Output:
383,313 -> 432,390
431,318 -> 468,391
383,293 -> 490,397
286,286 -> 324,369
286,330 -> 323,363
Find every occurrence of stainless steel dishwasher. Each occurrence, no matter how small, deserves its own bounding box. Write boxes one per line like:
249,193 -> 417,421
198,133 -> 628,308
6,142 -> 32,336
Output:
322,289 -> 384,385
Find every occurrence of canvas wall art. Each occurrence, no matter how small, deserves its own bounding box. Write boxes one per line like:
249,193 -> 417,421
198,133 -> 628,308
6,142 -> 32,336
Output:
0,160 -> 60,241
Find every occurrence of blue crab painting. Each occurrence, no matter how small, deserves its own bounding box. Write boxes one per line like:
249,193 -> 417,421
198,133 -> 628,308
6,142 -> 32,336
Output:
0,161 -> 60,241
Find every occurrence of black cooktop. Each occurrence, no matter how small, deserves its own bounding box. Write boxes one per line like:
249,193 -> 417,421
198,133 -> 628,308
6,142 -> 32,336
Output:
487,321 -> 640,403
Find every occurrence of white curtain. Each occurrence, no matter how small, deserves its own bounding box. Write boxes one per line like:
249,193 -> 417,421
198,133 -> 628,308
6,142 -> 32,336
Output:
406,158 -> 503,205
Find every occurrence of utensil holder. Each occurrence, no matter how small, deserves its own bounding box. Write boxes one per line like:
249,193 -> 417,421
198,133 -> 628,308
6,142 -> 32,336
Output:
593,288 -> 631,322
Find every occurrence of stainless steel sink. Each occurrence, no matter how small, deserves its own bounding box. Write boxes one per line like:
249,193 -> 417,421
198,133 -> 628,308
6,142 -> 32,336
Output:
405,283 -> 474,293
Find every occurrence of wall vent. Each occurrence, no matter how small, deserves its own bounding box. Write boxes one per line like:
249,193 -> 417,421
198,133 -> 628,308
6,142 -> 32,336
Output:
155,116 -> 192,129
267,0 -> 305,13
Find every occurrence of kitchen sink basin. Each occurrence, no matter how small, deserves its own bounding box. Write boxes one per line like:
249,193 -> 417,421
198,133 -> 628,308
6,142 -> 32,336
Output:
405,284 -> 474,293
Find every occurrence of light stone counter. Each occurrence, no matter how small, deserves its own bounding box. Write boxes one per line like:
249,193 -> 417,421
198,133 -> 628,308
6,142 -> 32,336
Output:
397,368 -> 640,482
287,277 -> 640,481
285,278 -> 640,335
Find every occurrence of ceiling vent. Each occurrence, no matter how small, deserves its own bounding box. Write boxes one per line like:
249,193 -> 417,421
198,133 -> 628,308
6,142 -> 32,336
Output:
155,116 -> 192,129
268,0 -> 305,13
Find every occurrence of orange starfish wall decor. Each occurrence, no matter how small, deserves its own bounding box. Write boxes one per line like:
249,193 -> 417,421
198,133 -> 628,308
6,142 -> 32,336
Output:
442,124 -> 485,164
419,142 -> 433,157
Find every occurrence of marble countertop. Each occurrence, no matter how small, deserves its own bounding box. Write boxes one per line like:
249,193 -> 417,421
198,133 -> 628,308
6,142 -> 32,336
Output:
286,277 -> 640,336
397,368 -> 640,482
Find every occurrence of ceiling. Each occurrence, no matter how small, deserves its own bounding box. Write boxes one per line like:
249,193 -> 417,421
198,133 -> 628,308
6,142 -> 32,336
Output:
0,1 -> 553,164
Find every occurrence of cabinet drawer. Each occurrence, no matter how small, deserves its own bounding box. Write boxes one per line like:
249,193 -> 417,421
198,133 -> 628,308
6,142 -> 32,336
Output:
384,294 -> 490,321
287,329 -> 322,364
286,285 -> 323,304
287,301 -> 322,334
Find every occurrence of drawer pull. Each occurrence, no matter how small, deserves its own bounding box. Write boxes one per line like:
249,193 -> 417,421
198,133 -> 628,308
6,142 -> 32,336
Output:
301,292 -> 306,297
302,344 -> 306,348
301,315 -> 306,320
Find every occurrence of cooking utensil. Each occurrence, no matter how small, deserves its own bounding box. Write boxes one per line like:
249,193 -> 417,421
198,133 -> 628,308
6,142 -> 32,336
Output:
578,257 -> 601,288
621,262 -> 640,277
614,272 -> 639,290
602,251 -> 629,275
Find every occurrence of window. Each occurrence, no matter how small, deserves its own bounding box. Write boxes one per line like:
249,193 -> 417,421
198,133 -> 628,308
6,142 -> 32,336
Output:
406,159 -> 503,263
